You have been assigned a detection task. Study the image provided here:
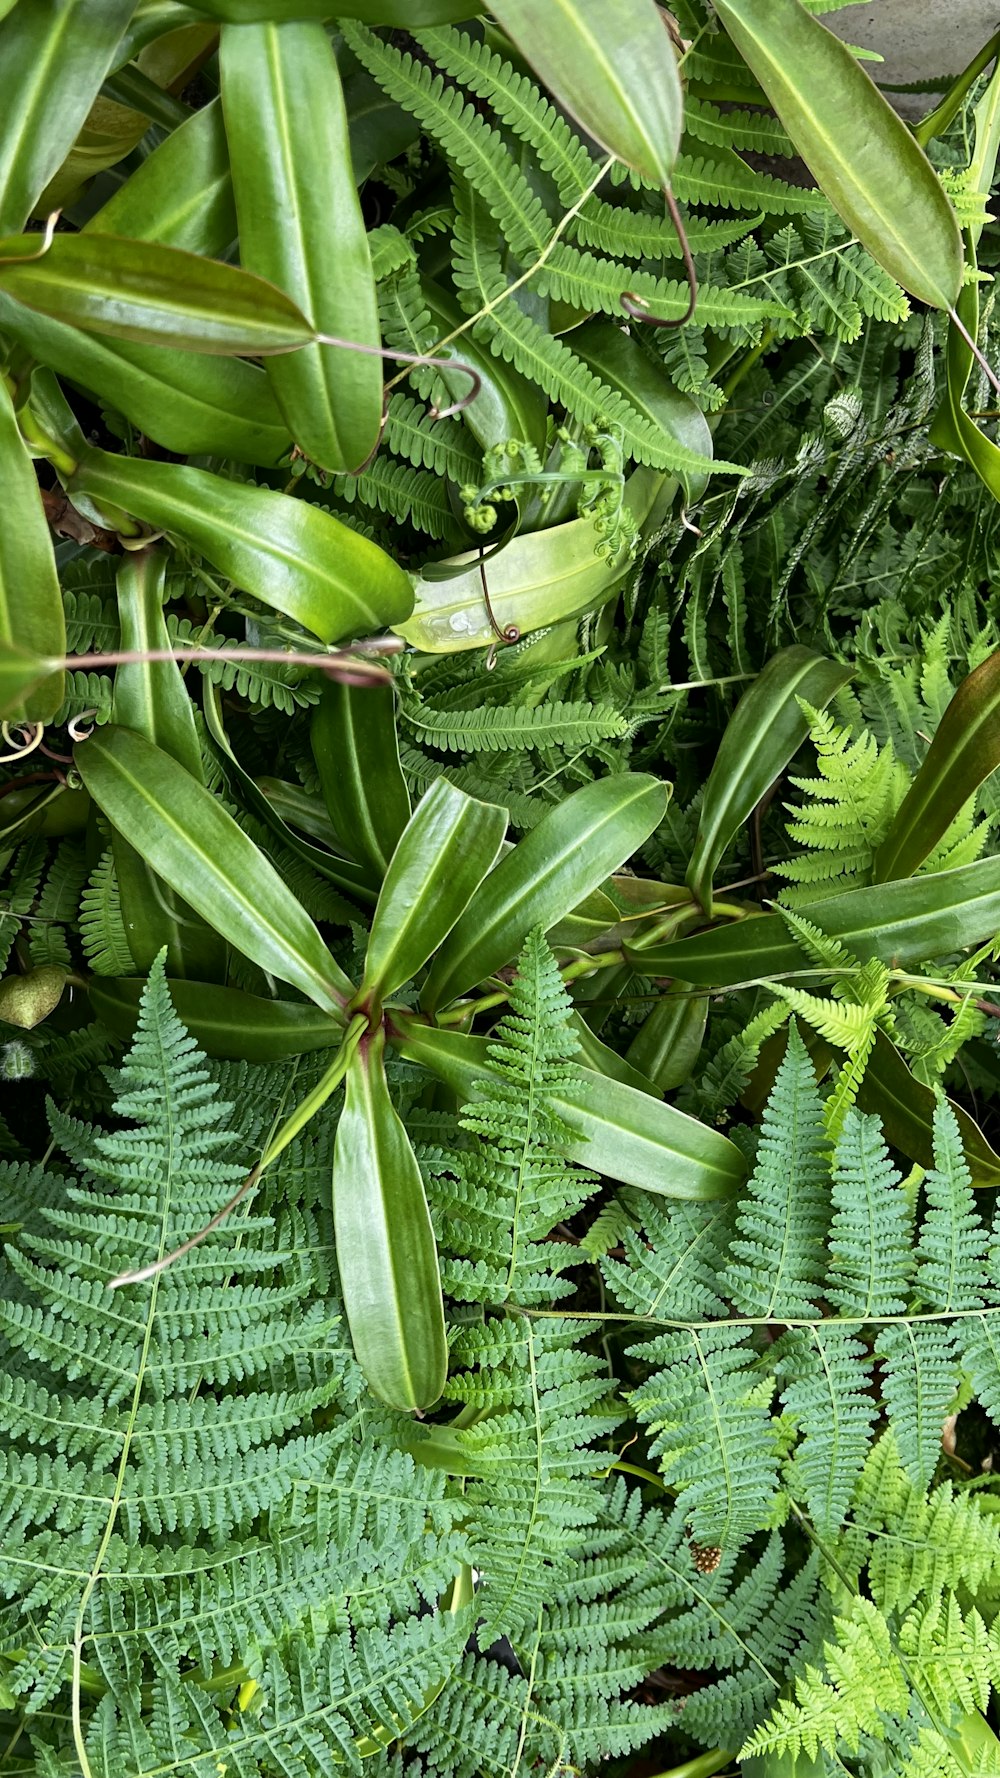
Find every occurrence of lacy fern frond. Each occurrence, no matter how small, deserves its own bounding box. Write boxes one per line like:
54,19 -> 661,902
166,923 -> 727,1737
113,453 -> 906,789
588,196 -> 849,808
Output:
628,1324 -> 780,1550
0,958 -> 468,1770
775,702 -> 908,903
422,929 -> 599,1304
721,1022 -> 830,1318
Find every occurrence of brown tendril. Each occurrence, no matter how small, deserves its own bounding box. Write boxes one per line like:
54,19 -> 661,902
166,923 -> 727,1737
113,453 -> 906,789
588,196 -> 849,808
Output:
621,185 -> 697,328
313,333 -> 482,421
479,548 -> 520,671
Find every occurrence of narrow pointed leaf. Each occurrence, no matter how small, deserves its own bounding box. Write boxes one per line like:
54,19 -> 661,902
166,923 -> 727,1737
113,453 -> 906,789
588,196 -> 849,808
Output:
333,1027 -> 448,1411
686,646 -> 851,916
0,377 -> 64,721
487,0 -> 682,189
221,21 -> 383,472
711,0 -> 963,311
0,0 -> 136,233
631,857 -> 1000,987
69,448 -> 413,643
0,231 -> 317,354
363,779 -> 507,1002
74,725 -> 353,1016
89,976 -> 344,1061
875,648 -> 1000,881
111,551 -> 227,980
311,681 -> 411,887
423,775 -> 668,1012
394,1020 -> 746,1199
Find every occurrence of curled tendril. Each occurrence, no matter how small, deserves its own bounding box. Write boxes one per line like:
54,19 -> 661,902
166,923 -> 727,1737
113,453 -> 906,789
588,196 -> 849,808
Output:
0,721 -> 45,763
621,186 -> 697,328
66,710 -> 98,743
313,333 -> 482,422
480,549 -> 520,671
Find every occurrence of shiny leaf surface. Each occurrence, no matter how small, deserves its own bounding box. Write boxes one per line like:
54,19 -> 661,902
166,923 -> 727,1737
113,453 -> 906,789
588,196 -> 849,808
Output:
333,1026 -> 448,1410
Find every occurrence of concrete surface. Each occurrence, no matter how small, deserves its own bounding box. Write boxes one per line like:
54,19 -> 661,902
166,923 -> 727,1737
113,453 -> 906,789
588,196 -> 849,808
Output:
829,0 -> 1000,115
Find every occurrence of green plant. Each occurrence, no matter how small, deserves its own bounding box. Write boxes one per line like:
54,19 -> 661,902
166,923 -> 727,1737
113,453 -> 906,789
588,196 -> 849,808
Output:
7,3 -> 1000,1776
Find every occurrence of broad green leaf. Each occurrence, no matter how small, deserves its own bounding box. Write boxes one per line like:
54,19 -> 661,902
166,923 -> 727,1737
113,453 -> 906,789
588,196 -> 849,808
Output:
394,1019 -> 746,1199
111,550 -> 227,980
711,0 -> 963,311
858,1031 -> 1000,1188
0,231 -> 316,355
0,291 -> 290,464
84,96 -> 236,257
0,377 -> 64,721
423,775 -> 668,1012
362,778 -> 507,1002
624,984 -> 707,1093
686,646 -> 851,916
875,648 -> 1000,882
0,0 -> 135,233
571,320 -> 714,500
69,448 -> 413,643
487,0 -> 682,189
0,645 -> 63,724
311,681 -> 411,887
74,725 -> 354,1016
629,856 -> 1000,986
221,21 -> 383,473
397,510 -> 636,653
88,975 -> 344,1060
333,1025 -> 447,1411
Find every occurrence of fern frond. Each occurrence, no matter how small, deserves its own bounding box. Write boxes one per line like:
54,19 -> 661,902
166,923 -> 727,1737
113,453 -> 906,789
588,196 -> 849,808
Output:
78,848 -> 134,977
775,702 -> 908,903
422,929 -> 599,1304
721,1023 -> 830,1318
27,843 -> 87,970
828,1108 -> 913,1316
0,839 -> 47,974
165,617 -> 320,713
384,393 -> 481,482
602,1190 -> 734,1320
333,452 -> 461,542
342,24 -> 552,262
452,188 -> 740,477
776,1324 -> 878,1535
847,1434 -> 1000,1614
401,696 -> 631,754
628,1324 -> 779,1550
875,1322 -> 960,1491
914,1098 -> 990,1312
